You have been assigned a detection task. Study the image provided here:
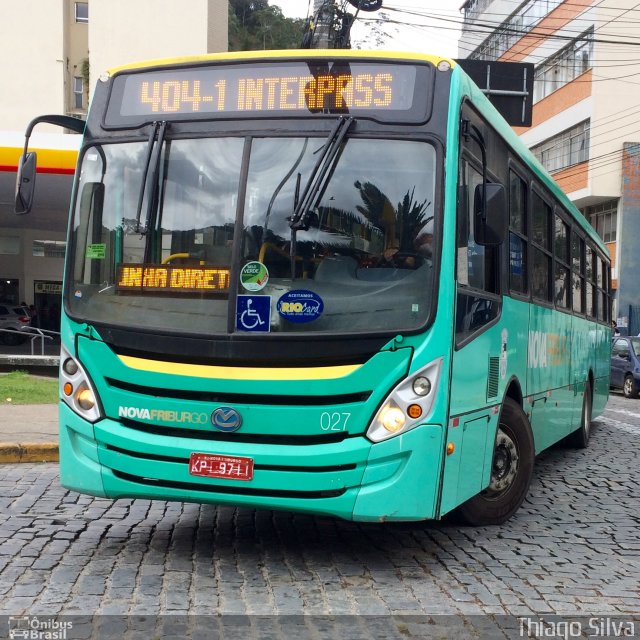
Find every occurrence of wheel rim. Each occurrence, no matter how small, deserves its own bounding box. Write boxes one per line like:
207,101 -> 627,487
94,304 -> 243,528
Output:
624,377 -> 634,396
486,427 -> 519,496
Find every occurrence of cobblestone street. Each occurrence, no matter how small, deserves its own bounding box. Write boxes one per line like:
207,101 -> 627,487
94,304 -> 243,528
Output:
0,395 -> 639,637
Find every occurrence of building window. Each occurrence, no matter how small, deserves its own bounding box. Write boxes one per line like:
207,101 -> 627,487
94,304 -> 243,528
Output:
533,30 -> 593,102
0,279 -> 19,303
531,121 -> 590,173
0,236 -> 19,255
73,77 -> 84,110
468,0 -> 563,61
582,199 -> 618,243
33,240 -> 67,259
75,2 -> 88,23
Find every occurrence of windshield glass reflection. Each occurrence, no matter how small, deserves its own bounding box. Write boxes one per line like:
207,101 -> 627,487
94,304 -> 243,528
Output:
69,136 -> 437,336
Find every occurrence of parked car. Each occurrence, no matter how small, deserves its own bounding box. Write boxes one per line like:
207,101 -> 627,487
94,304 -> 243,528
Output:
0,304 -> 32,346
611,336 -> 640,398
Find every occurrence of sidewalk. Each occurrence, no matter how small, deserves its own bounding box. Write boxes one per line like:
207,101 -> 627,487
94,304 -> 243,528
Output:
0,403 -> 59,462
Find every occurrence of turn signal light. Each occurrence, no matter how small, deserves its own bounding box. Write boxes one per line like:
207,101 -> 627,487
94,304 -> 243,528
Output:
407,404 -> 422,419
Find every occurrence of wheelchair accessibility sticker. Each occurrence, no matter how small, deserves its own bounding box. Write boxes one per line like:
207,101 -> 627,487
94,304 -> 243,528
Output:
277,290 -> 324,323
236,295 -> 271,332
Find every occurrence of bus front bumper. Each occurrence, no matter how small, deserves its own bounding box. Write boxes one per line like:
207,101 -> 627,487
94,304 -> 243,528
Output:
59,403 -> 444,522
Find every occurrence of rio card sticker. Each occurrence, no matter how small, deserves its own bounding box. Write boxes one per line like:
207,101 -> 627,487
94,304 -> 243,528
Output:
236,295 -> 271,332
277,290 -> 324,324
240,261 -> 269,292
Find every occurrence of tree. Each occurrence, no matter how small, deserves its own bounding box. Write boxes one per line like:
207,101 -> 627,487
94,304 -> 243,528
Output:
228,1 -> 305,51
352,11 -> 397,49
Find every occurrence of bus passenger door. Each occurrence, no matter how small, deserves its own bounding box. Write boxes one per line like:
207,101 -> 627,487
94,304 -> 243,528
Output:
441,153 -> 503,514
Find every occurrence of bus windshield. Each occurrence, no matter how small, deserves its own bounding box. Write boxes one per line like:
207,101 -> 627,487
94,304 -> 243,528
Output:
68,135 -> 437,336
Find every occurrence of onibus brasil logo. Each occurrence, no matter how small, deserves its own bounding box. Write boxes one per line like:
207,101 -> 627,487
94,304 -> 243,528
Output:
8,616 -> 72,640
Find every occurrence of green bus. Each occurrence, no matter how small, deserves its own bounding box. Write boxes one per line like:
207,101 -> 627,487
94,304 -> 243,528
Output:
16,50 -> 611,525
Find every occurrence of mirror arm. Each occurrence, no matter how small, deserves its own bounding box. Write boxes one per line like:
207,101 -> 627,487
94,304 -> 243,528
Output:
15,115 -> 85,215
22,114 -> 85,158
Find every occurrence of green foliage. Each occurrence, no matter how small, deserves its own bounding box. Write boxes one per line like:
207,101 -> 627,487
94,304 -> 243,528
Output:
354,180 -> 389,227
229,0 -> 305,51
0,371 -> 58,405
395,188 -> 431,251
354,181 -> 431,251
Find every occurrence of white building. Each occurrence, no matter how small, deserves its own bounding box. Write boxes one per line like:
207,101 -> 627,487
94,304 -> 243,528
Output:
459,0 -> 640,331
0,0 -> 228,308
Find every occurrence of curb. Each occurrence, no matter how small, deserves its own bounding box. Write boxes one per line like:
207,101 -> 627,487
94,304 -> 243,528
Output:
0,442 -> 59,463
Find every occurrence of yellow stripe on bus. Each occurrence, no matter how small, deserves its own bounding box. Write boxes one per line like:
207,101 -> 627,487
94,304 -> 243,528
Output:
118,354 -> 362,381
108,49 -> 457,75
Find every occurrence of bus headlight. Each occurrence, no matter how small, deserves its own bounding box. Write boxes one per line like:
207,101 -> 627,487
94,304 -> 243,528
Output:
59,345 -> 103,423
379,403 -> 406,433
412,376 -> 431,396
366,358 -> 442,443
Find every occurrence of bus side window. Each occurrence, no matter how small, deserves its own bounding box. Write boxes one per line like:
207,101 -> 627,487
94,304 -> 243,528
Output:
531,190 -> 553,303
554,214 -> 570,309
508,171 -> 528,295
457,160 -> 490,290
455,158 -> 500,344
572,232 -> 585,314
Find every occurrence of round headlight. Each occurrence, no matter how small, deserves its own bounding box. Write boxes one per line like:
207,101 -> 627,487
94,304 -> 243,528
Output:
76,388 -> 96,410
63,358 -> 79,376
380,405 -> 406,433
412,376 -> 432,396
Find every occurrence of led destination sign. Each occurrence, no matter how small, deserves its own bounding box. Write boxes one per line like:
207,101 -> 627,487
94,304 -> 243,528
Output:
105,61 -> 429,124
117,264 -> 230,294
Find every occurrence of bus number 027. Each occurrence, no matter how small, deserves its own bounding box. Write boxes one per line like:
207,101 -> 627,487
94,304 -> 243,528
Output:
320,412 -> 351,432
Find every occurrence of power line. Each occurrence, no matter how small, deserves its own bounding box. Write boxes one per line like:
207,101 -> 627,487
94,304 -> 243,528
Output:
371,10 -> 640,47
357,15 -> 637,47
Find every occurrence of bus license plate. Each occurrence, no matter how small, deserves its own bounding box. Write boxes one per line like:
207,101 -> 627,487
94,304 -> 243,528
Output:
189,453 -> 254,481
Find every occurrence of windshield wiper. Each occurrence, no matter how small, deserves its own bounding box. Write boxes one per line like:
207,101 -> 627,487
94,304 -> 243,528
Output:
289,115 -> 355,231
134,121 -> 167,235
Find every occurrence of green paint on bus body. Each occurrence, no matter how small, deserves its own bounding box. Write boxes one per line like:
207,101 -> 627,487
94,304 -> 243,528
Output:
56,53 -> 611,523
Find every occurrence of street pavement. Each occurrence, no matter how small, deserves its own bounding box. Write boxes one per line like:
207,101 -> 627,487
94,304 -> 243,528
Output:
0,394 -> 638,638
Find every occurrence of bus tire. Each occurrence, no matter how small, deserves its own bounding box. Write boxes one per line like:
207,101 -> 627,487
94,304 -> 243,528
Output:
566,383 -> 592,448
456,398 -> 534,526
623,374 -> 639,399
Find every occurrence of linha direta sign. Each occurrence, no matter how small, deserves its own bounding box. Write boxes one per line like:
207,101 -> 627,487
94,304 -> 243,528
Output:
116,264 -> 230,293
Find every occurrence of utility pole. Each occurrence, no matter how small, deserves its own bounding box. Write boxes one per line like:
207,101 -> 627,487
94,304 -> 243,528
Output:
310,0 -> 335,49
301,1 -> 383,49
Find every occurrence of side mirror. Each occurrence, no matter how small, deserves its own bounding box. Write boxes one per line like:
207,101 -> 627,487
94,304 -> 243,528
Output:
474,182 -> 506,246
15,152 -> 37,215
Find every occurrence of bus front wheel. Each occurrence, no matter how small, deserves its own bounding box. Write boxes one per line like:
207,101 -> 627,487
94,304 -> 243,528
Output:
456,398 -> 534,526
